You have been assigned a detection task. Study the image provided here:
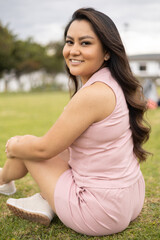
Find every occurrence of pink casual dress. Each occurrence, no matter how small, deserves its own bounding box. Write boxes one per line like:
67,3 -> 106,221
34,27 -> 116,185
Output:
54,67 -> 145,236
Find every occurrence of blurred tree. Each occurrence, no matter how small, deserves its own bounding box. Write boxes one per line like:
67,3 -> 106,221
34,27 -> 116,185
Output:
0,21 -> 15,91
13,38 -> 44,75
44,41 -> 64,74
11,38 -> 45,90
0,20 -> 65,92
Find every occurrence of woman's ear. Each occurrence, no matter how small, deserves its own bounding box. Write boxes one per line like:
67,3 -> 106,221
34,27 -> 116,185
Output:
104,53 -> 110,61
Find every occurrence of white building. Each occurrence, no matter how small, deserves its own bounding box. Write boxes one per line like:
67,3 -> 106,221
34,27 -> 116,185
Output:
128,53 -> 160,81
129,53 -> 160,104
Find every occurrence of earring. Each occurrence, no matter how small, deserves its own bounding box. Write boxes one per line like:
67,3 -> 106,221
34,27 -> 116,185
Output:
104,52 -> 110,61
104,56 -> 109,61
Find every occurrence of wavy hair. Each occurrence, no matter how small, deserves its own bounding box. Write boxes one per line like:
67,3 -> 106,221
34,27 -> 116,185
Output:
64,8 -> 151,162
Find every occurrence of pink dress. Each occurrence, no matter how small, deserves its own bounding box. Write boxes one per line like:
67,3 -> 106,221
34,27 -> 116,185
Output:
54,68 -> 145,236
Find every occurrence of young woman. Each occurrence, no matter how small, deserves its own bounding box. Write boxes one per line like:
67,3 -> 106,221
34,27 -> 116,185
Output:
0,8 -> 150,236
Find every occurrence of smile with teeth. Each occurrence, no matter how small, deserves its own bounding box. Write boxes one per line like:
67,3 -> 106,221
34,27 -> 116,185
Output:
70,59 -> 84,63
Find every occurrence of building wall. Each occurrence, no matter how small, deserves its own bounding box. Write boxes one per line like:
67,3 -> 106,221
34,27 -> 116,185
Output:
129,60 -> 160,78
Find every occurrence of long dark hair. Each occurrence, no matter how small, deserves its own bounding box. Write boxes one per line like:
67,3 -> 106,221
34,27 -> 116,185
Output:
64,8 -> 151,162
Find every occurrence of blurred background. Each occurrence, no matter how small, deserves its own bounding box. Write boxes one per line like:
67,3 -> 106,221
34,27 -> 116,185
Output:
0,0 -> 160,104
0,2 -> 159,239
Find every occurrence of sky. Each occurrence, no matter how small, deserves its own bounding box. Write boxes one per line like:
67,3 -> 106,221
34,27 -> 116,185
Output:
0,0 -> 160,55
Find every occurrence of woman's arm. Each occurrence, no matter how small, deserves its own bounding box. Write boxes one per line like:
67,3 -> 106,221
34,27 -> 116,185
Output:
6,82 -> 116,161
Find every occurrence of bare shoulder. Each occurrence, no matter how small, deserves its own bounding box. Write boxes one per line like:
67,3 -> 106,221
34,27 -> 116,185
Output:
73,81 -> 115,102
89,81 -> 116,103
67,81 -> 116,123
88,82 -> 116,121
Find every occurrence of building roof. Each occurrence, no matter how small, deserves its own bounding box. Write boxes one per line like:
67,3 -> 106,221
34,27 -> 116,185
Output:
128,53 -> 160,61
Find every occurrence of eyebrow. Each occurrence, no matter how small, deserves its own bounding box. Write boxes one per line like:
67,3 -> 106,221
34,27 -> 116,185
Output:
66,35 -> 94,40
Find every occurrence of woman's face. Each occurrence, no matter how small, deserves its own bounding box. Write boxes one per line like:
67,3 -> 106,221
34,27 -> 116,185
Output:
63,20 -> 107,84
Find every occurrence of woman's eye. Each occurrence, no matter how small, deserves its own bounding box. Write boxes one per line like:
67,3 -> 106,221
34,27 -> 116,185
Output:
65,40 -> 73,45
81,41 -> 91,46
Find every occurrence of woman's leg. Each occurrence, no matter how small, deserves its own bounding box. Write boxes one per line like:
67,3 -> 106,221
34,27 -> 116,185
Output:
1,149 -> 70,213
0,158 -> 28,185
23,149 -> 70,213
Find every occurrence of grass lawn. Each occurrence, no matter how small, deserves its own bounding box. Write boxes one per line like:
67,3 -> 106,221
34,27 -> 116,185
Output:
0,92 -> 159,240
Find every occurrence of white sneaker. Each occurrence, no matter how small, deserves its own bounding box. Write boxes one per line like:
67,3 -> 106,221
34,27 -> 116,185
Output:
0,168 -> 16,195
6,193 -> 55,226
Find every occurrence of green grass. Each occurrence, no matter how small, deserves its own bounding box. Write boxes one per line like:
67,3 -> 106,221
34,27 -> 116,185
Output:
0,92 -> 159,240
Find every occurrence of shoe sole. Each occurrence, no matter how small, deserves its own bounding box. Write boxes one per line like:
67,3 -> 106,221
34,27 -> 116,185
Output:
7,203 -> 51,226
0,189 -> 16,196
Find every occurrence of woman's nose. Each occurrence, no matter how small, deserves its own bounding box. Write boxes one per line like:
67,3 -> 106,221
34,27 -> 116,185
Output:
70,44 -> 80,55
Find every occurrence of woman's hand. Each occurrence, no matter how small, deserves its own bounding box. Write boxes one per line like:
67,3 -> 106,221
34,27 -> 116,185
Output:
5,135 -> 35,159
5,135 -> 45,161
5,136 -> 23,158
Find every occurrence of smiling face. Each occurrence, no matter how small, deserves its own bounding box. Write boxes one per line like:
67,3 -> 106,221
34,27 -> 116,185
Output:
63,20 -> 108,84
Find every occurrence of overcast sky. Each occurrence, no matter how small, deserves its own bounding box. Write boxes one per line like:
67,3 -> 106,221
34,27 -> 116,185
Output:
0,0 -> 160,55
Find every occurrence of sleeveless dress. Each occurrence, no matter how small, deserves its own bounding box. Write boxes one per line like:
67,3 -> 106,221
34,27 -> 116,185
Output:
54,67 -> 145,236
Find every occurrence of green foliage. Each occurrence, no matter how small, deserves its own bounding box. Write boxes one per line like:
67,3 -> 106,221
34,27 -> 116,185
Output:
0,20 -> 65,92
43,41 -> 64,74
0,93 -> 159,240
13,38 -> 45,76
0,21 -> 15,75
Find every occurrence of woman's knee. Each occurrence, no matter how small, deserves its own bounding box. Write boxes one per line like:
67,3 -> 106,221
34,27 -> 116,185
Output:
23,155 -> 69,202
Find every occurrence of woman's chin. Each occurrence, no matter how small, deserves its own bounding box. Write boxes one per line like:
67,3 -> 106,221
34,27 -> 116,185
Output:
69,69 -> 80,76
